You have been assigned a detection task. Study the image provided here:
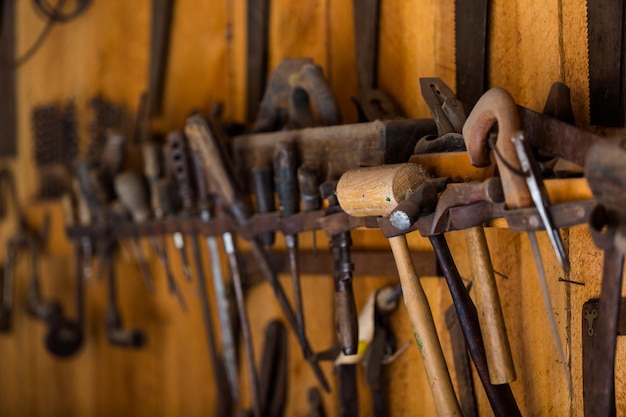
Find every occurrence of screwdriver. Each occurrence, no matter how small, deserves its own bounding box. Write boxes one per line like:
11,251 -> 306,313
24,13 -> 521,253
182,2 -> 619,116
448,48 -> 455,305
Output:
320,181 -> 358,356
191,148 -> 261,415
167,131 -> 242,405
141,141 -> 187,309
185,115 -> 330,392
274,141 -> 307,357
114,169 -> 186,311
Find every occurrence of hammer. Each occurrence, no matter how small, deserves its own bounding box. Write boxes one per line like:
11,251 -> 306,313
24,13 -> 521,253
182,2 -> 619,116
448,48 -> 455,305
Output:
463,87 -> 572,393
336,163 -> 462,417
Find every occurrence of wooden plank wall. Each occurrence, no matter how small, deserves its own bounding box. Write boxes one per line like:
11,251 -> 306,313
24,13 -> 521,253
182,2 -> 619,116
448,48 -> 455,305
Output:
0,0 -> 621,416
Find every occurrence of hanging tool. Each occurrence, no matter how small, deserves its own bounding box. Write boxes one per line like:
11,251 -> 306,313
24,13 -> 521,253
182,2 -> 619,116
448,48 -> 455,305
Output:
245,0 -> 270,124
463,87 -> 572,393
113,171 -> 186,310
417,77 -> 516,385
428,233 -> 521,416
274,141 -> 309,358
107,171 -> 154,293
103,239 -> 145,348
166,130 -> 241,407
147,0 -> 175,117
43,196 -> 88,357
191,149 -> 261,416
587,0 -> 624,126
251,151 -> 276,248
445,300 -> 477,417
185,114 -> 330,392
0,169 -> 65,334
141,141 -> 188,309
45,239 -> 85,357
189,210 -> 234,417
455,0 -> 489,112
336,164 -> 463,417
363,285 -> 404,417
320,180 -> 358,356
258,320 -> 288,417
583,138 -> 626,416
298,164 -> 321,251
253,58 -> 342,132
352,0 -> 400,121
0,0 -> 16,156
164,131 -> 194,282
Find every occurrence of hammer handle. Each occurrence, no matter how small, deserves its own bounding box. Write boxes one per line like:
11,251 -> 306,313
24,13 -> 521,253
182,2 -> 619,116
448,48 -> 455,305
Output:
388,235 -> 462,417
465,225 -> 516,384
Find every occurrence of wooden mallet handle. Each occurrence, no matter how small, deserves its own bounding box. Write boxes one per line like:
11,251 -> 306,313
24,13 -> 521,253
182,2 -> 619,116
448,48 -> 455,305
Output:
337,163 -> 462,417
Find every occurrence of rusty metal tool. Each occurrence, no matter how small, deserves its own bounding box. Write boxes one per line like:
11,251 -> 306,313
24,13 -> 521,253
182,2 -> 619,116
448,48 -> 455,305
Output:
428,234 -> 521,417
464,87 -> 572,394
102,238 -> 146,348
245,0 -> 270,124
511,132 -> 570,273
352,0 -> 400,121
320,180 -> 358,356
164,131 -> 194,282
185,114 -> 330,392
0,0 -> 16,156
114,171 -> 186,310
339,163 -> 521,416
259,320 -> 288,417
587,0 -> 624,126
583,138 -> 626,416
445,299 -> 477,417
251,152 -> 276,248
336,163 -> 463,417
253,58 -> 342,132
223,231 -> 262,416
45,240 -> 85,357
274,141 -> 309,357
147,0 -> 174,117
192,145 -> 260,417
189,210 -> 234,416
167,131 -> 241,406
455,0 -> 489,112
364,285 -> 403,417
108,171 -> 154,293
0,170 -> 66,336
44,197 -> 86,357
418,77 -> 516,385
298,164 -> 321,251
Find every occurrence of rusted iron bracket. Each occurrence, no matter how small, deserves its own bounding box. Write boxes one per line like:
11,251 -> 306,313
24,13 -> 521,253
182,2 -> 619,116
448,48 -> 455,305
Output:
65,198 -> 595,243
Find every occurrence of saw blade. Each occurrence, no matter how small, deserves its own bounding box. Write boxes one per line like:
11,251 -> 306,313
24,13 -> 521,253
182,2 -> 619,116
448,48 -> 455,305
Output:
455,0 -> 489,113
587,0 -> 624,126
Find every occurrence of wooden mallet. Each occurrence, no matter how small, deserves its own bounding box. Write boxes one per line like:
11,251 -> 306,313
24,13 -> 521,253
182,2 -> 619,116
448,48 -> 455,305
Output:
336,163 -> 462,417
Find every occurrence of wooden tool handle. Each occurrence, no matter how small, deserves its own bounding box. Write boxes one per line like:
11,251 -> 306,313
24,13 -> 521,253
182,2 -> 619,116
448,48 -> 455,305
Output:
185,115 -> 245,220
389,235 -> 462,417
462,88 -> 531,209
465,225 -> 516,384
114,171 -> 151,224
336,163 -> 431,217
